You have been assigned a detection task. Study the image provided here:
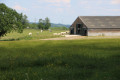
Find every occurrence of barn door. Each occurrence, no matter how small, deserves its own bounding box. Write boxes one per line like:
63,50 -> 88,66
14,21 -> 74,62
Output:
76,24 -> 83,35
76,24 -> 87,36
76,24 -> 78,34
82,29 -> 87,36
70,27 -> 74,34
76,24 -> 81,34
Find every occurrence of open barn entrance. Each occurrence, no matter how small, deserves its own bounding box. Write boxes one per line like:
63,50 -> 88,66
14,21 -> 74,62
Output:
70,27 -> 74,34
76,24 -> 87,36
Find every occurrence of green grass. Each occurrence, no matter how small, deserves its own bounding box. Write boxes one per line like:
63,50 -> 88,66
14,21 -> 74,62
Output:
0,29 -> 67,41
0,39 -> 120,80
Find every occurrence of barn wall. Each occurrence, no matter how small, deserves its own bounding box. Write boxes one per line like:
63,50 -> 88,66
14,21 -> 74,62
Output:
71,17 -> 87,34
70,17 -> 120,36
88,29 -> 120,36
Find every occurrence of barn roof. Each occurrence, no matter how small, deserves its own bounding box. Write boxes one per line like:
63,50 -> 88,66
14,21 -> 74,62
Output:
79,16 -> 120,28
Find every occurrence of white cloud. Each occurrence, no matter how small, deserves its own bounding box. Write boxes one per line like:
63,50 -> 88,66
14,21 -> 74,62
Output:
56,8 -> 63,12
79,1 -> 88,5
108,9 -> 120,11
44,0 -> 70,3
78,0 -> 104,5
111,0 -> 120,4
38,0 -> 71,7
13,5 -> 28,11
37,0 -> 71,13
38,0 -> 70,4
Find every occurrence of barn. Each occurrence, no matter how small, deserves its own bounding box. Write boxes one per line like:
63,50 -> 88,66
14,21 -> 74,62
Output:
70,16 -> 120,36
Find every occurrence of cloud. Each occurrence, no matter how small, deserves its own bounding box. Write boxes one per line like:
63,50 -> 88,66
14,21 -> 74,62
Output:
78,0 -> 104,5
36,0 -> 71,13
108,9 -> 120,11
13,5 -> 27,11
38,0 -> 71,7
79,1 -> 88,5
111,0 -> 120,4
56,8 -> 63,12
44,0 -> 70,3
38,0 -> 70,4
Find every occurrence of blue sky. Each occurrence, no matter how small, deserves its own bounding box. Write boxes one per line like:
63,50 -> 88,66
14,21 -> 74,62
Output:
1,0 -> 120,24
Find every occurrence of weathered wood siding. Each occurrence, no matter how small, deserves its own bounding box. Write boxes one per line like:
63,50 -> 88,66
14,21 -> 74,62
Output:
70,16 -> 120,36
88,29 -> 120,36
71,17 -> 87,34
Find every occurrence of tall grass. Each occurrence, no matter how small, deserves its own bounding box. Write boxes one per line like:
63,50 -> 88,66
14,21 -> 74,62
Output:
0,29 -> 67,41
0,39 -> 120,80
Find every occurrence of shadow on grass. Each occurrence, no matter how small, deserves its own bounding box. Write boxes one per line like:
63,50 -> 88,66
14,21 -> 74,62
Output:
0,38 -> 20,41
0,40 -> 120,80
0,53 -> 119,80
0,36 -> 33,41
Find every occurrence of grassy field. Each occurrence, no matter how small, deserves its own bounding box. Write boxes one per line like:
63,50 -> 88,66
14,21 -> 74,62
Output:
0,39 -> 120,80
0,29 -> 67,41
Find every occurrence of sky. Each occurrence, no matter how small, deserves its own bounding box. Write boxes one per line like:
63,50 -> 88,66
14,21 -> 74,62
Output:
1,0 -> 120,24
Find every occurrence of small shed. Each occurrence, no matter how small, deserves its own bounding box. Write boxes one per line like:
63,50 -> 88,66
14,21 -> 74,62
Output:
70,16 -> 120,36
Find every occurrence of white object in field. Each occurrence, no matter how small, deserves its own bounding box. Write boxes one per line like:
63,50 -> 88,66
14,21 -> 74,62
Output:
27,27 -> 29,29
41,30 -> 43,33
61,32 -> 66,35
53,33 -> 62,35
57,33 -> 61,35
29,32 -> 32,36
53,33 -> 58,35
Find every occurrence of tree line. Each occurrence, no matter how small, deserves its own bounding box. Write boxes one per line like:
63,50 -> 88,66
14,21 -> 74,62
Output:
0,3 -> 51,37
38,18 -> 51,30
0,3 -> 68,37
28,18 -> 51,30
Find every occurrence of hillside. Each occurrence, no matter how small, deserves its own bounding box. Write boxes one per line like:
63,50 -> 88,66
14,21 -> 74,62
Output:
29,22 -> 70,28
51,23 -> 70,28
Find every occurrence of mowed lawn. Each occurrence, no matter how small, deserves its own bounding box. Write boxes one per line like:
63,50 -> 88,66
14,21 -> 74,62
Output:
0,39 -> 120,80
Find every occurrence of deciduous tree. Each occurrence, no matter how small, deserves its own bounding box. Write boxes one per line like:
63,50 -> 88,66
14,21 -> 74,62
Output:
38,19 -> 44,29
38,17 -> 51,30
45,17 -> 51,29
0,3 -> 28,37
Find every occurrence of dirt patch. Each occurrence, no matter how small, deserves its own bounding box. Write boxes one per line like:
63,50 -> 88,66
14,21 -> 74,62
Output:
40,35 -> 83,40
40,35 -> 120,40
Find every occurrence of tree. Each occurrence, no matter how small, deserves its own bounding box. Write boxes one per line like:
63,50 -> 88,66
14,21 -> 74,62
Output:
22,14 -> 29,28
38,19 -> 45,29
29,23 -> 38,29
0,3 -> 28,37
38,17 -> 51,30
45,17 -> 51,29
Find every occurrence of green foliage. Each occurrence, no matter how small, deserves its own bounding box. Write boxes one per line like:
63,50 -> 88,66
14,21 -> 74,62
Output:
21,14 -> 29,28
38,19 -> 44,29
45,17 -> 51,29
29,23 -> 38,29
38,17 -> 51,30
0,39 -> 120,80
50,26 -> 69,30
0,3 -> 28,37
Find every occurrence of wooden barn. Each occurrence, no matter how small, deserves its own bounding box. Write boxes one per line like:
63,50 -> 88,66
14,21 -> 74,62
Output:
70,16 -> 120,36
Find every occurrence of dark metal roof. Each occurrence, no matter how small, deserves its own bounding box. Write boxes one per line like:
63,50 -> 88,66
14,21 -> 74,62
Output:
79,16 -> 120,28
